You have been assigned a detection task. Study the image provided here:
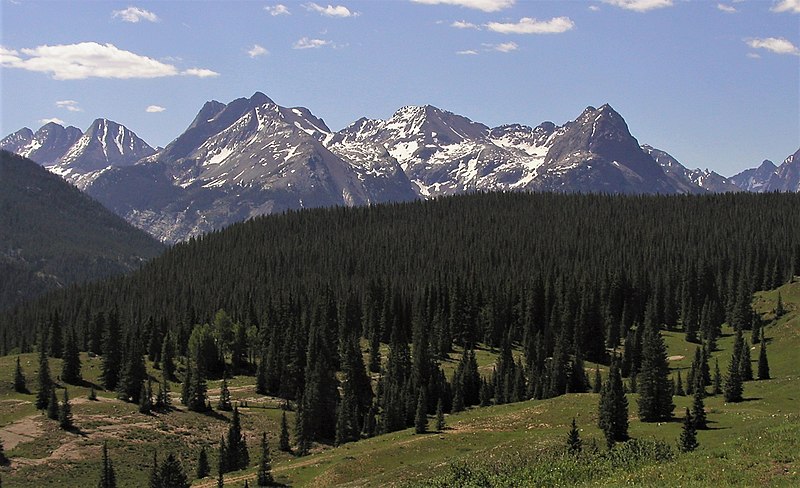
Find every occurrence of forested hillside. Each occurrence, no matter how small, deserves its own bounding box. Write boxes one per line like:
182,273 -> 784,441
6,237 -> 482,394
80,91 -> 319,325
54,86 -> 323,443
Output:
0,151 -> 164,311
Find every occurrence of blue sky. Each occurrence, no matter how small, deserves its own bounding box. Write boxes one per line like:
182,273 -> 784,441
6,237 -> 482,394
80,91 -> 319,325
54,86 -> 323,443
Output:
1,0 -> 798,175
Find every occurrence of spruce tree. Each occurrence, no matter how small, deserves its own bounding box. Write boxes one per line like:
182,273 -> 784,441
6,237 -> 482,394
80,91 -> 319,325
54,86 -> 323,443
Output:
59,388 -> 72,430
181,360 -> 192,406
61,327 -> 81,384
188,360 -> 209,412
256,432 -> 273,487
35,344 -> 51,410
218,436 -> 228,475
101,311 -> 122,391
758,340 -> 770,380
598,358 -> 628,448
98,442 -> 117,488
139,379 -> 153,414
160,331 -> 175,381
637,325 -> 673,422
279,411 -> 291,452
0,439 -> 7,466
218,376 -> 232,411
13,356 -> 27,393
435,398 -> 445,431
197,445 -> 210,479
712,359 -> 722,395
158,453 -> 190,488
691,377 -> 707,430
226,406 -> 249,471
678,408 -> 699,452
414,389 -> 428,434
675,371 -> 685,396
479,377 -> 492,406
294,401 -> 310,456
739,339 -> 753,381
567,417 -> 582,455
47,388 -> 59,420
48,312 -> 63,359
775,292 -> 785,318
724,343 -> 743,403
149,452 -> 160,488
592,365 -> 601,394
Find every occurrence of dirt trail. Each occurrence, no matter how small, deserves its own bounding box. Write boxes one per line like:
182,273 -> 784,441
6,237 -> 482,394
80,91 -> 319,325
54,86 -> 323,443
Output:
0,416 -> 43,450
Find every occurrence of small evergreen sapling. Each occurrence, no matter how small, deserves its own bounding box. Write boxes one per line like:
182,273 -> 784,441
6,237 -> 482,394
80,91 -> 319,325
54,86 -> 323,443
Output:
197,445 -> 210,479
279,411 -> 291,452
758,341 -> 770,380
567,418 -> 582,455
218,376 -> 232,411
256,432 -> 273,487
678,408 -> 699,452
59,388 -> 73,430
13,356 -> 27,393
47,388 -> 59,420
435,398 -> 446,431
35,344 -> 51,410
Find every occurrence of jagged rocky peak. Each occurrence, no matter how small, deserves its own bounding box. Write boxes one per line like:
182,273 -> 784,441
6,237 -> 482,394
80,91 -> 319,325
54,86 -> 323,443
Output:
383,104 -> 489,144
56,118 -> 155,173
0,122 -> 83,166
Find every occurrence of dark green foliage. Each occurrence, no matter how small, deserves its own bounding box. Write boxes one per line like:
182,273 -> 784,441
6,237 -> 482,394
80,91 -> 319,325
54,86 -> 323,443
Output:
61,327 -> 81,384
149,452 -> 160,488
294,402 -> 310,456
775,292 -> 786,318
117,338 -> 147,403
218,436 -> 228,475
139,379 -> 153,414
98,442 -> 117,488
196,446 -> 210,479
691,376 -> 707,430
226,406 -> 250,471
302,318 -> 339,442
186,360 -> 209,413
724,332 -> 744,402
712,359 -> 722,395
158,453 -> 190,488
739,338 -> 753,381
59,388 -> 72,429
160,331 -> 175,381
256,432 -> 273,487
598,358 -> 628,449
415,389 -> 428,434
181,361 -> 192,406
0,438 -> 7,466
435,398 -> 445,431
758,341 -> 770,380
637,324 -> 673,422
47,388 -> 59,420
218,376 -> 232,411
592,366 -> 601,394
567,418 -> 582,455
675,371 -> 685,396
101,310 -> 122,391
279,411 -> 291,452
48,312 -> 63,359
13,356 -> 26,393
35,344 -> 51,409
678,408 -> 699,453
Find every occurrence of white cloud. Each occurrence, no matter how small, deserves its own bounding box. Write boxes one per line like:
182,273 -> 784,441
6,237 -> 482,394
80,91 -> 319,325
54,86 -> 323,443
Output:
146,105 -> 166,113
457,49 -> 479,55
602,0 -> 673,12
112,6 -> 159,23
56,100 -> 82,112
746,37 -> 800,55
486,17 -> 575,34
589,5 -> 601,11
747,52 -> 761,59
484,41 -> 518,52
293,37 -> 331,49
772,0 -> 800,13
248,44 -> 269,57
411,0 -> 515,12
717,3 -> 737,13
265,4 -> 290,16
39,117 -> 65,125
182,67 -> 220,77
451,20 -> 479,29
305,3 -> 359,17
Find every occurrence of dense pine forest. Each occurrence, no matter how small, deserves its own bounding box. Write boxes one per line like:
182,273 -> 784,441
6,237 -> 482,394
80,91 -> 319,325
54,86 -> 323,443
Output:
1,192 -> 799,453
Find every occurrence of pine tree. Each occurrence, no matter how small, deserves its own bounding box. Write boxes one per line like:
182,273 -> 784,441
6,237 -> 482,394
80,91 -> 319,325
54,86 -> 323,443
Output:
637,324 -> 673,422
48,312 -> 63,359
775,292 -> 786,318
139,379 -> 153,414
739,339 -> 753,381
567,417 -> 582,455
691,377 -> 707,430
117,338 -> 147,403
218,376 -> 232,411
59,388 -> 72,430
592,365 -> 601,394
675,371 -> 685,396
678,408 -> 699,452
479,377 -> 492,406
414,389 -> 428,434
149,452 -> 160,488
724,341 -> 744,403
35,344 -> 51,410
101,311 -> 122,391
758,340 -> 770,380
181,360 -> 192,406
158,453 -> 190,488
47,388 -> 59,420
712,359 -> 722,395
226,406 -> 249,471
279,411 -> 291,452
98,442 -> 117,488
160,331 -> 175,381
197,445 -> 210,479
218,436 -> 228,475
294,401 -> 310,456
598,358 -> 628,449
256,432 -> 273,487
188,360 -> 209,412
435,398 -> 445,431
61,327 -> 81,384
13,356 -> 27,393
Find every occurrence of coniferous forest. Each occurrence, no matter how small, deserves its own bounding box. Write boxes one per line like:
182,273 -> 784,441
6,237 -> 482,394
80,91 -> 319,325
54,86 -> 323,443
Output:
1,191 -> 799,455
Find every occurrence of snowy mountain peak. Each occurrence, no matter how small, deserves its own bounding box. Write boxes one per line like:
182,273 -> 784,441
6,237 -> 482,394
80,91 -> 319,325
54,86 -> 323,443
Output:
0,122 -> 83,166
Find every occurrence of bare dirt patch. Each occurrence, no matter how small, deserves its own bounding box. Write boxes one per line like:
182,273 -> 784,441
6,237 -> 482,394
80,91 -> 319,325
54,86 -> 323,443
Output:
668,355 -> 685,361
0,415 -> 43,450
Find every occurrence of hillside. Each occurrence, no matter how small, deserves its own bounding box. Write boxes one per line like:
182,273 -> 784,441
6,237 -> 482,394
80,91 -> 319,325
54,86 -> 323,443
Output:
0,280 -> 797,487
0,150 -> 164,311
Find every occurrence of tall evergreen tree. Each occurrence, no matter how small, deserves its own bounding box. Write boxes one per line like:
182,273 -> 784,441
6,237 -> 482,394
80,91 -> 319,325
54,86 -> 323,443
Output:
775,292 -> 785,318
48,312 -> 63,359
435,398 -> 445,432
637,324 -> 673,422
302,320 -> 339,442
675,371 -> 685,396
226,406 -> 249,471
47,388 -> 59,420
218,436 -> 228,475
724,339 -> 744,403
139,379 -> 153,414
414,389 -> 428,434
61,327 -> 82,385
13,356 -> 27,393
149,452 -> 160,488
117,339 -> 147,403
592,365 -> 602,394
187,360 -> 209,412
59,388 -> 72,429
98,442 -> 117,488
567,417 -> 582,455
598,358 -> 628,448
158,453 -> 190,488
691,376 -> 707,430
256,432 -> 273,487
279,411 -> 291,452
678,408 -> 699,452
160,331 -> 175,381
218,376 -> 232,411
739,339 -> 753,381
35,343 -> 51,410
758,340 -> 770,380
712,359 -> 722,395
197,445 -> 210,479
101,311 -> 122,391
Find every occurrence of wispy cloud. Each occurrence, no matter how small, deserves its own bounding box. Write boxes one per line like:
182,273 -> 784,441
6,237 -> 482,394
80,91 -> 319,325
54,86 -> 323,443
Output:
602,0 -> 673,12
112,6 -> 159,23
486,17 -> 575,34
717,3 -> 737,13
248,44 -> 269,58
56,100 -> 82,112
305,3 -> 359,17
746,37 -> 800,55
771,0 -> 800,13
265,4 -> 290,16
456,49 -> 479,55
589,5 -> 601,11
182,67 -> 220,77
483,41 -> 518,52
411,0 -> 515,12
39,117 -> 65,125
451,20 -> 479,29
146,105 -> 166,113
293,37 -> 332,49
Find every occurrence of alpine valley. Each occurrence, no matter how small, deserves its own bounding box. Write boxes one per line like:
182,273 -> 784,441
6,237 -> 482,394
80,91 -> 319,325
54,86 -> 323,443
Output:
3,92 -> 798,243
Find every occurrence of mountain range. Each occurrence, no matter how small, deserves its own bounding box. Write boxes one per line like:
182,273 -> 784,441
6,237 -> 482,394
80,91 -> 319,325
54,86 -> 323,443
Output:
3,92 -> 798,243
